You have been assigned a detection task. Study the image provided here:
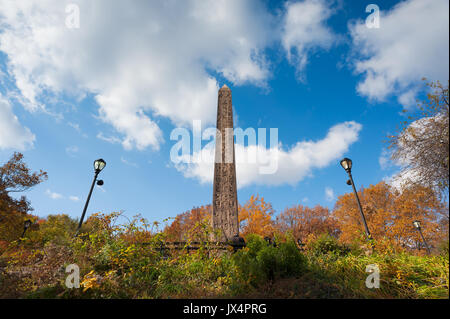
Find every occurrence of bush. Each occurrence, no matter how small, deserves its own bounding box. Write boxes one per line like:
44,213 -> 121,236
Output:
308,233 -> 349,256
28,214 -> 77,245
232,234 -> 307,287
438,239 -> 449,257
305,236 -> 449,299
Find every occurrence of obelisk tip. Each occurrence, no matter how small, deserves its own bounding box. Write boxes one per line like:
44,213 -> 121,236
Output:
220,84 -> 230,91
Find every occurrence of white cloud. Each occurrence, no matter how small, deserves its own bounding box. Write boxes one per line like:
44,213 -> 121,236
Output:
97,132 -> 121,145
121,157 -> 139,168
68,122 -> 81,132
0,93 -> 35,150
325,187 -> 335,202
69,195 -> 80,202
0,0 -> 275,150
378,148 -> 392,170
397,89 -> 419,109
45,189 -> 63,200
349,0 -> 449,107
383,115 -> 443,191
47,192 -> 79,202
384,169 -> 421,192
282,0 -> 338,79
96,185 -> 106,193
65,145 -> 79,157
175,121 -> 362,188
68,122 -> 88,137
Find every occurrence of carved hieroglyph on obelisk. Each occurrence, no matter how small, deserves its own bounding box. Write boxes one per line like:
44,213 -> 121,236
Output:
212,84 -> 239,241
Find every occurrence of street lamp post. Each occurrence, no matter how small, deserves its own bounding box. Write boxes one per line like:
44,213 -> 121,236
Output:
21,219 -> 32,239
76,159 -> 106,235
340,158 -> 372,241
413,220 -> 431,254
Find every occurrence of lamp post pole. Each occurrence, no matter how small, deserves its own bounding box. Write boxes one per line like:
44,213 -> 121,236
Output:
75,159 -> 106,235
76,171 -> 99,234
414,221 -> 431,254
347,171 -> 372,240
21,220 -> 32,239
418,228 -> 431,254
340,158 -> 372,242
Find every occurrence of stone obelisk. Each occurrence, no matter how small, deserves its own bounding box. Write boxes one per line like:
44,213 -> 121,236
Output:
212,84 -> 239,242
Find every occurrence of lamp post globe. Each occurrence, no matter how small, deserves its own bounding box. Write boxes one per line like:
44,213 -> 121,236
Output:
94,158 -> 106,173
340,158 -> 352,173
24,219 -> 32,230
21,219 -> 32,238
413,220 -> 421,229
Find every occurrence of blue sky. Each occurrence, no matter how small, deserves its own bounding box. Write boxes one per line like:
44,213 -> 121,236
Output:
0,0 -> 448,226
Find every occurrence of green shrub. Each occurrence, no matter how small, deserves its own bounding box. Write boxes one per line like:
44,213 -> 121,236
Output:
438,239 -> 449,257
308,233 -> 349,256
233,235 -> 307,287
28,214 -> 77,246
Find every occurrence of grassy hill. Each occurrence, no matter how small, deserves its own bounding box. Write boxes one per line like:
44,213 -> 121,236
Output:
0,213 -> 448,299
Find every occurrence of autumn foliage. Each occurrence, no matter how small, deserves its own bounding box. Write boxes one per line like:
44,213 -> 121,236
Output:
238,195 -> 275,238
0,152 -> 47,242
334,181 -> 447,249
275,204 -> 339,242
164,205 -> 212,241
160,183 -> 448,255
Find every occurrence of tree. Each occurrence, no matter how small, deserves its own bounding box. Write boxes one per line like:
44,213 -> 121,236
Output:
165,195 -> 277,241
275,204 -> 339,241
238,195 -> 275,238
333,181 -> 446,250
388,80 -> 449,198
163,205 -> 212,241
0,152 -> 47,241
0,152 -> 47,214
